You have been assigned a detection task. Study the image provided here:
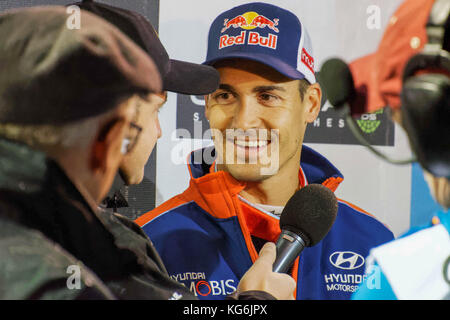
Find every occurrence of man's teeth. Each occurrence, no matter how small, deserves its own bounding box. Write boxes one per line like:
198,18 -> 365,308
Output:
234,140 -> 269,148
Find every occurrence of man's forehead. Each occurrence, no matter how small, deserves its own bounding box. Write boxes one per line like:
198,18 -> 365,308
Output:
216,59 -> 295,82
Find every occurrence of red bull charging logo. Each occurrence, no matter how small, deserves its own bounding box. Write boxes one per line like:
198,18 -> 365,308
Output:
219,11 -> 279,50
221,11 -> 279,33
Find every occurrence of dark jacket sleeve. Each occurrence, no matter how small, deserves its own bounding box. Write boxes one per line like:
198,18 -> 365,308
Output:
0,218 -> 115,300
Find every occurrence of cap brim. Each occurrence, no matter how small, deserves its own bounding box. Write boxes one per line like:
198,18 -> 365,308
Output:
349,53 -> 386,113
204,52 -> 310,82
163,59 -> 220,95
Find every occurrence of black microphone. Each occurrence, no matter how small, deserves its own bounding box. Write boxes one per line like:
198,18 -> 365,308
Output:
273,184 -> 338,273
319,58 -> 416,165
318,58 -> 356,110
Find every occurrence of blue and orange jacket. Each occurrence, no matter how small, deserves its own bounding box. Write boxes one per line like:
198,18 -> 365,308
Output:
136,146 -> 394,300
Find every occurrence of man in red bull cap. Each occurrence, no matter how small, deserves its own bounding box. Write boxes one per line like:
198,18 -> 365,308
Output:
62,0 -> 295,301
344,0 -> 450,300
137,2 -> 394,300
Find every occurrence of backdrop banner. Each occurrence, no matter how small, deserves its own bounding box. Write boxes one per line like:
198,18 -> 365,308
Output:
1,0 -> 439,238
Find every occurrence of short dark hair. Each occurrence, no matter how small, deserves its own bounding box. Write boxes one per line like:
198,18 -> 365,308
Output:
299,79 -> 311,101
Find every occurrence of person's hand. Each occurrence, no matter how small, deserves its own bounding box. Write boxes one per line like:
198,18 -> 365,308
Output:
237,242 -> 296,300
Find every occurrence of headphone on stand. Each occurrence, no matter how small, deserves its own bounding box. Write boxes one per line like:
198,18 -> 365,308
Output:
401,0 -> 450,178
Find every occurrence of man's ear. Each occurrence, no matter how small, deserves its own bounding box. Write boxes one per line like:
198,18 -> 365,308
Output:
304,83 -> 322,123
90,119 -> 127,174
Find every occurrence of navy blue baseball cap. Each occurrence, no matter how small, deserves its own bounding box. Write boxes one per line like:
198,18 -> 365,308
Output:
204,2 -> 316,84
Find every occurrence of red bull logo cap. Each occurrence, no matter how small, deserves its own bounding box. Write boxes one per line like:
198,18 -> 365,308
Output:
204,2 -> 316,84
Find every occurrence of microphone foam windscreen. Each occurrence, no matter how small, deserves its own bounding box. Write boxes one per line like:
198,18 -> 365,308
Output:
319,58 -> 355,108
280,184 -> 338,247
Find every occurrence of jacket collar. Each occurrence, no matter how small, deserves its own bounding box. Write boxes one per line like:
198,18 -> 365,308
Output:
187,145 -> 344,185
0,138 -> 48,194
182,145 -> 344,219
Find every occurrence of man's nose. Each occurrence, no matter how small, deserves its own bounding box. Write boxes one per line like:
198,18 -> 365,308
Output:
231,97 -> 263,130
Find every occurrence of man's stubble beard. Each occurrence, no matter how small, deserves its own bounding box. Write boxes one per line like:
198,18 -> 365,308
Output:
217,142 -> 299,183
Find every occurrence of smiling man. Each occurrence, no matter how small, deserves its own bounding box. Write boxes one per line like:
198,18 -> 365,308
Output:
136,2 -> 394,300
206,59 -> 320,206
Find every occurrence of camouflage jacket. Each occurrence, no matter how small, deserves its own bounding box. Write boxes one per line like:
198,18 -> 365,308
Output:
0,138 -> 195,300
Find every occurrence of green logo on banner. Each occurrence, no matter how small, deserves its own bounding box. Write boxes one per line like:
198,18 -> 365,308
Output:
356,109 -> 384,134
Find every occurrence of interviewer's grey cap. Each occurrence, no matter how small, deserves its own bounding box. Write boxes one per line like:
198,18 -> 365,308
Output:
0,6 -> 162,125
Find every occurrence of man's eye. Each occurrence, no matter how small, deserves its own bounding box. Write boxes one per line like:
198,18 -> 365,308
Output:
213,92 -> 234,103
218,93 -> 230,99
259,93 -> 278,102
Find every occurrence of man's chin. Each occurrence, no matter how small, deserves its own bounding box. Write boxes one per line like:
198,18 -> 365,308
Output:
222,164 -> 275,182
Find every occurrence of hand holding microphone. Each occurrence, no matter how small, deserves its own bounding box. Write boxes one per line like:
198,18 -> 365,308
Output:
238,242 -> 297,300
273,184 -> 338,273
237,184 -> 337,299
